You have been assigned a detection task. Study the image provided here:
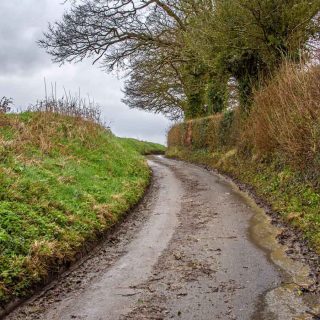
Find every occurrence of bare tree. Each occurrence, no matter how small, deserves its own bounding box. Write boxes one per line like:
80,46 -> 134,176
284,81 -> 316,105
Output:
40,0 -> 185,68
40,0 -> 192,118
123,49 -> 186,120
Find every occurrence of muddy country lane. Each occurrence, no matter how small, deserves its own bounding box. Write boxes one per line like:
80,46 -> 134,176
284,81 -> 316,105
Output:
5,156 -> 320,320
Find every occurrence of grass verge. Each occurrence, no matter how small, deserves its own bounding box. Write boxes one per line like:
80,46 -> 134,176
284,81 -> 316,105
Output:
0,111 -> 164,306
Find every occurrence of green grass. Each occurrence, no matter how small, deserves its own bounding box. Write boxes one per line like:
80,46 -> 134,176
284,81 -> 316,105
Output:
119,138 -> 166,155
0,112 -> 165,305
167,146 -> 320,254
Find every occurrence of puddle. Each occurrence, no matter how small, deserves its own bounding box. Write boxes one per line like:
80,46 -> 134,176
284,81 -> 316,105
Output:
216,174 -> 320,319
248,200 -> 319,319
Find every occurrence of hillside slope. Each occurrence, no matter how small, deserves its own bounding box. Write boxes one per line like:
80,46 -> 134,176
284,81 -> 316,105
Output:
0,111 -> 164,306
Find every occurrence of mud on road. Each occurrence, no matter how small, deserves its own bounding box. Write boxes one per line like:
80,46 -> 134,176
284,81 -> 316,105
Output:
5,156 -> 320,320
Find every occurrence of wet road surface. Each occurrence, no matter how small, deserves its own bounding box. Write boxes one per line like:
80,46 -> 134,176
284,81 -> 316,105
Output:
5,156 -> 320,320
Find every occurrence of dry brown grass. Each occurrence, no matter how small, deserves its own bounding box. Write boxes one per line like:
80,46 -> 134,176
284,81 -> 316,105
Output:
167,124 -> 183,147
30,93 -> 101,123
0,90 -> 107,167
0,90 -> 104,153
1,112 -> 105,161
245,63 -> 320,173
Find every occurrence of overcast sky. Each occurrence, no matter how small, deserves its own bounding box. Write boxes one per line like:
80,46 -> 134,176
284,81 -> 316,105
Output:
0,0 -> 172,144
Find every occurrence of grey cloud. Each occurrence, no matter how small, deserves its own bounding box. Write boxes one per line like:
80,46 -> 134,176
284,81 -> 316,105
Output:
0,0 -> 171,144
0,1 -> 65,75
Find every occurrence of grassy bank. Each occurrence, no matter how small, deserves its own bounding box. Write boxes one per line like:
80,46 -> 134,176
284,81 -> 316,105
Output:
119,138 -> 165,155
167,65 -> 320,255
0,111 -> 164,305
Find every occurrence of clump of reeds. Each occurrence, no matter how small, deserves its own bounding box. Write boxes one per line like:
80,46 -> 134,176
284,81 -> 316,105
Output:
29,82 -> 102,124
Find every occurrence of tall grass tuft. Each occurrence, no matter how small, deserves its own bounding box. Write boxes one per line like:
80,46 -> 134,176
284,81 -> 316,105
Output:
29,94 -> 102,125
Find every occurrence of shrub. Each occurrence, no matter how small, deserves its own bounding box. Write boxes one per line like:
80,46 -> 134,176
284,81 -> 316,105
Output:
246,63 -> 320,180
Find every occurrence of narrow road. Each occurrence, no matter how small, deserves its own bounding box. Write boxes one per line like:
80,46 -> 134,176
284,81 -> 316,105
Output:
5,156 -> 319,320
